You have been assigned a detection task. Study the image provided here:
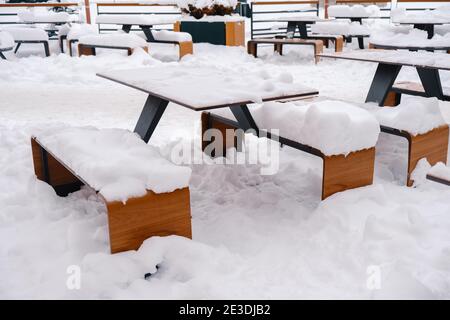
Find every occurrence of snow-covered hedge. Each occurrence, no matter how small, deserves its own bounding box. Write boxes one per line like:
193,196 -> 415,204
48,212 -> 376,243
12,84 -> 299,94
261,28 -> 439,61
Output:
178,0 -> 238,19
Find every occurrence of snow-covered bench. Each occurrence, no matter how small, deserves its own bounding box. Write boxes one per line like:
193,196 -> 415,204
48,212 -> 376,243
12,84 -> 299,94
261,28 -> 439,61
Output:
369,29 -> 450,52
147,29 -> 193,59
247,38 -> 324,63
310,20 -> 370,49
78,33 -> 149,56
201,100 -> 380,199
426,162 -> 450,186
2,27 -> 50,57
0,31 -> 14,59
59,24 -> 98,56
31,127 -> 192,254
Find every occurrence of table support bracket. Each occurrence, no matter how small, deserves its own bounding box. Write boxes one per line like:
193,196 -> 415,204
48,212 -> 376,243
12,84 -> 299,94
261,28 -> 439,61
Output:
365,63 -> 402,106
134,95 -> 168,143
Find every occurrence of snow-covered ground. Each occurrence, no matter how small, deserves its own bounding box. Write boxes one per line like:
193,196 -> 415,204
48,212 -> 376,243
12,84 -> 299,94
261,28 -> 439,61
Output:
1,39 -> 450,299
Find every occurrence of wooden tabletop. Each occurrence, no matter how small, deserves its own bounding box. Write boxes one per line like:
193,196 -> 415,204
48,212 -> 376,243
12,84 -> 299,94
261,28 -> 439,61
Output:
98,66 -> 318,111
319,49 -> 450,71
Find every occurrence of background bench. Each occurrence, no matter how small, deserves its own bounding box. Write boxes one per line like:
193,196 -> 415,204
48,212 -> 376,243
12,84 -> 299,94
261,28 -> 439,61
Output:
248,38 -> 323,62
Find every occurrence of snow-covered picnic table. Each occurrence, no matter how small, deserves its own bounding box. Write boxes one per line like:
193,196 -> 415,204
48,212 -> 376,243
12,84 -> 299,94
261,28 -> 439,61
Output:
97,65 -> 318,142
392,9 -> 450,39
270,16 -> 332,39
319,50 -> 450,105
96,14 -> 180,41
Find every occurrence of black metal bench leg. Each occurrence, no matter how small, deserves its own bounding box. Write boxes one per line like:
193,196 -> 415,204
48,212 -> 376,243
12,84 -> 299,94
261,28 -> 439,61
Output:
134,95 -> 169,143
60,37 -> 65,53
365,63 -> 402,106
358,36 -> 364,49
122,24 -> 132,33
414,24 -> 434,39
14,42 -> 21,54
43,41 -> 50,57
416,67 -> 444,99
0,52 -> 6,59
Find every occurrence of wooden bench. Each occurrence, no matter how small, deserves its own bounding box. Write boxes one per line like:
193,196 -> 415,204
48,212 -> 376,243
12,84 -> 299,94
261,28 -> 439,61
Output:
0,30 -> 15,59
78,34 -> 149,56
146,28 -> 193,59
31,129 -> 192,254
201,99 -> 378,200
247,38 -> 324,63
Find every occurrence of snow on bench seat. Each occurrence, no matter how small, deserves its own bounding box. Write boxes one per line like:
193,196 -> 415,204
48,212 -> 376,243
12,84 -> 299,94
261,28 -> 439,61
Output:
31,127 -> 192,254
370,29 -> 450,48
151,30 -> 192,42
1,27 -> 48,41
34,127 -> 191,202
95,14 -> 179,26
78,33 -> 148,49
210,99 -> 380,156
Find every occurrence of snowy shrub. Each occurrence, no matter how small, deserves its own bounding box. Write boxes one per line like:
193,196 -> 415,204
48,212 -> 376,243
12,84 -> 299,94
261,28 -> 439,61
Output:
178,0 -> 238,19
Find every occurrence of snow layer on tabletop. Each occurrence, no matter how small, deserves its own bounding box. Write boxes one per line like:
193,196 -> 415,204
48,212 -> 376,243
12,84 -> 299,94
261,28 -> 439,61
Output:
78,33 -> 148,48
17,10 -> 71,23
212,100 -> 380,156
36,127 -> 191,202
151,30 -> 192,42
310,21 -> 370,36
0,31 -> 14,49
391,8 -> 450,24
328,5 -> 380,18
370,28 -> 450,47
67,24 -> 98,41
366,96 -> 446,136
0,27 -> 48,41
95,14 -> 179,25
99,66 -> 316,108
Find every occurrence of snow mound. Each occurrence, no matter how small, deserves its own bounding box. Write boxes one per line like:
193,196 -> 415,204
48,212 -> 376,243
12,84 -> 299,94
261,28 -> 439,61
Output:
0,31 -> 14,49
67,24 -> 98,41
78,33 -> 148,49
213,100 -> 380,156
35,127 -> 191,202
428,162 -> 450,181
372,96 -> 446,136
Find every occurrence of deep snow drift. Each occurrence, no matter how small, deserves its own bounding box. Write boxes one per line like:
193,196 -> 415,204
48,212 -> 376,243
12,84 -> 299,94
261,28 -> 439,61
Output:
1,42 -> 450,299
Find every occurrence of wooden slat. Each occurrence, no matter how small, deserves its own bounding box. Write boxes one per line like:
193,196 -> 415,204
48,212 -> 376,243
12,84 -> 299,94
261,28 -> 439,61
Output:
105,188 -> 192,253
322,147 -> 375,199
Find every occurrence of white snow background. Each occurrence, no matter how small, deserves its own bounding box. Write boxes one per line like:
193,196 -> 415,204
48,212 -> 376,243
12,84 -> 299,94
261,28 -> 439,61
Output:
1,40 -> 450,299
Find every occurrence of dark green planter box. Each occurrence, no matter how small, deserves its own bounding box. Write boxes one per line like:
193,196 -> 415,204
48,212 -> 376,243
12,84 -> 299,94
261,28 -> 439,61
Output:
179,21 -> 227,45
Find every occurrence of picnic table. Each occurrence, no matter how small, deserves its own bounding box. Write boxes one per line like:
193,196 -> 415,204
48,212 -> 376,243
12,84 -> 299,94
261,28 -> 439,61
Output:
271,16 -> 331,39
319,50 -> 450,105
95,15 -> 179,42
97,66 -> 318,142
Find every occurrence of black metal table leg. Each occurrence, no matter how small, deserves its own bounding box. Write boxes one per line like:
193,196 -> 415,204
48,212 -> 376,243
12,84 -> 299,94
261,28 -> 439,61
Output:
416,67 -> 444,99
229,104 -> 259,132
298,22 -> 308,39
122,24 -> 132,33
140,25 -> 155,42
134,95 -> 169,143
414,24 -> 434,39
14,42 -> 21,54
286,21 -> 297,37
0,52 -> 6,59
365,63 -> 402,106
